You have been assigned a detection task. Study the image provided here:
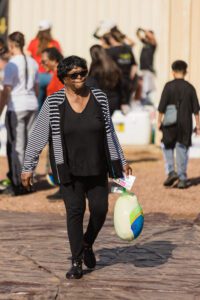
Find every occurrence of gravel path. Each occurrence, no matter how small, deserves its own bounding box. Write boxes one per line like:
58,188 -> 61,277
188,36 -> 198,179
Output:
0,146 -> 200,219
0,211 -> 200,299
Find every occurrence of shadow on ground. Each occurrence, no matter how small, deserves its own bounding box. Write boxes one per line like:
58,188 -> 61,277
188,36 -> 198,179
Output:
187,176 -> 200,187
171,176 -> 200,189
95,240 -> 176,269
127,158 -> 159,164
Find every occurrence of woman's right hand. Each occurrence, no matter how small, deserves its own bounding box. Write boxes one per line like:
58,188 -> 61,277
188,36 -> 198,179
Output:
21,172 -> 33,189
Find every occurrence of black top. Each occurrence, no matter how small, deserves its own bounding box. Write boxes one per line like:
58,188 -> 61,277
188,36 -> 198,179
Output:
63,93 -> 107,176
140,42 -> 156,72
106,45 -> 137,79
158,79 -> 200,147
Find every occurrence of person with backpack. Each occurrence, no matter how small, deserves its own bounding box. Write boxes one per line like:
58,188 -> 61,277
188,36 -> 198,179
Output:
158,60 -> 200,189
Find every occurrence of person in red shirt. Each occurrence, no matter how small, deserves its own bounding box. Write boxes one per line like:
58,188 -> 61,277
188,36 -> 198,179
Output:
41,47 -> 64,96
27,20 -> 62,107
41,47 -> 64,199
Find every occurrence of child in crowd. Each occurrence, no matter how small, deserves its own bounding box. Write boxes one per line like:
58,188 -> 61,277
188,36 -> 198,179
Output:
158,60 -> 200,189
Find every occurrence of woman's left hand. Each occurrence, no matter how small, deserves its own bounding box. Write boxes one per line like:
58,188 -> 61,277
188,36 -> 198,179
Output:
123,164 -> 132,176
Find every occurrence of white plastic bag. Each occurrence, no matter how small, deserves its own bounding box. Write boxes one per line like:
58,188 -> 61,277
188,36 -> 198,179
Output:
114,190 -> 144,241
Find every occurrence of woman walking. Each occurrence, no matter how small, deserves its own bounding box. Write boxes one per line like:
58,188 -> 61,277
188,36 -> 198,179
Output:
21,56 -> 132,279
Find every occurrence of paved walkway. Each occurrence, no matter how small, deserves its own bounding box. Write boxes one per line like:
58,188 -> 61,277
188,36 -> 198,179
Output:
0,211 -> 200,299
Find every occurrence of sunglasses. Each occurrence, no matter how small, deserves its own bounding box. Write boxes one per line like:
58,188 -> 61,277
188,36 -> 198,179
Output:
66,70 -> 88,80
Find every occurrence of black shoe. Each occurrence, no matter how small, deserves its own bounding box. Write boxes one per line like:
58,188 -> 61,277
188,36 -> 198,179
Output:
163,171 -> 178,187
66,259 -> 83,279
83,245 -> 96,269
177,180 -> 187,189
47,189 -> 62,201
13,185 -> 35,196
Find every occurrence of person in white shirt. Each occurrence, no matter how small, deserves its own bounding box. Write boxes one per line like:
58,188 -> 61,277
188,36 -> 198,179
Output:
0,31 -> 39,196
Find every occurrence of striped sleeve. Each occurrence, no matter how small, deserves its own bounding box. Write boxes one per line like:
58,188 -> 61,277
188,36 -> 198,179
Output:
22,98 -> 50,172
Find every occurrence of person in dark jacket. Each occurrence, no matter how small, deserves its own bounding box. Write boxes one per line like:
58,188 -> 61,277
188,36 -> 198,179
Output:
158,60 -> 200,189
21,56 -> 132,279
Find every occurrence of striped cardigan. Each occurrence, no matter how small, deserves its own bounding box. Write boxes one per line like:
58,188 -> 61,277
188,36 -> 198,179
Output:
22,87 -> 127,183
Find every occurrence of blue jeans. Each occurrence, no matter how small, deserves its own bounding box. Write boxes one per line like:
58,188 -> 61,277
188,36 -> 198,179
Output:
162,142 -> 188,181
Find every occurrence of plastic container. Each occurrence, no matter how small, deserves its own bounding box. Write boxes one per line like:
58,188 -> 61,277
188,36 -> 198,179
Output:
112,109 -> 151,145
189,134 -> 200,158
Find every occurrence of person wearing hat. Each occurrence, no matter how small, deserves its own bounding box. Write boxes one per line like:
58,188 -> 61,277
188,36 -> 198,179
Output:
27,20 -> 62,108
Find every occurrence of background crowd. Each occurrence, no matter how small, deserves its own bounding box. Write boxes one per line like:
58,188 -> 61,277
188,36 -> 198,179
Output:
0,18 -> 199,197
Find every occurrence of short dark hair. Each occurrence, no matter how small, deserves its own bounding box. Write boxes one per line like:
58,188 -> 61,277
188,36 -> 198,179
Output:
57,55 -> 87,83
42,47 -> 63,63
171,60 -> 188,73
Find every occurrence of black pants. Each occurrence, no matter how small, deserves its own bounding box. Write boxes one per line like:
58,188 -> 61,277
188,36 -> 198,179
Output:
61,174 -> 108,260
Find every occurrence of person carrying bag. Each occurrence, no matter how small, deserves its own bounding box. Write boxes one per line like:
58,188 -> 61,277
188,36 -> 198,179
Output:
158,60 -> 200,189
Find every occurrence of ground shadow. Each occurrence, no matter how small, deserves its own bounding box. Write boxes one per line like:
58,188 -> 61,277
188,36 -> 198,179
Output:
172,176 -> 200,189
127,158 -> 159,164
95,240 -> 176,270
187,177 -> 200,187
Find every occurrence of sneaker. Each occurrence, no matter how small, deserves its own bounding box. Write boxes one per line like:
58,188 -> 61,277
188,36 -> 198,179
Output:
0,178 -> 12,192
0,185 -> 14,195
83,245 -> 96,269
163,171 -> 178,187
46,173 -> 56,187
66,259 -> 83,279
177,180 -> 187,189
0,178 -> 12,186
47,189 -> 62,201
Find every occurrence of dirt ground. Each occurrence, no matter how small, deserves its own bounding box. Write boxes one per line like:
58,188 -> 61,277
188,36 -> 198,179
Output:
0,145 -> 200,219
